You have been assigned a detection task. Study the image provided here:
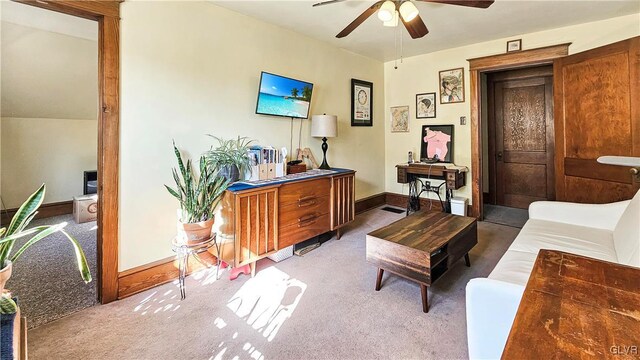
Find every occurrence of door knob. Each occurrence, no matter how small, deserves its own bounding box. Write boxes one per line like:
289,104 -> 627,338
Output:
631,168 -> 640,183
497,152 -> 503,161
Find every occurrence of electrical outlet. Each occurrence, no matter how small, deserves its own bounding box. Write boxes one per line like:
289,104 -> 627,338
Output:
460,116 -> 467,125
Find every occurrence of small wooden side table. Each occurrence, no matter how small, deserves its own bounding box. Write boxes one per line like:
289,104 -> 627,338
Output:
171,235 -> 220,300
502,250 -> 640,359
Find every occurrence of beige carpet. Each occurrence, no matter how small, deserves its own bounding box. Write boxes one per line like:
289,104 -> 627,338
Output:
27,207 -> 519,360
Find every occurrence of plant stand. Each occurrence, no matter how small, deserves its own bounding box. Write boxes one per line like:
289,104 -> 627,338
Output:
171,234 -> 220,300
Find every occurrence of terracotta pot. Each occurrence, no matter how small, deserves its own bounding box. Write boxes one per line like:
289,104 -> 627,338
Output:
0,261 -> 12,295
176,219 -> 214,245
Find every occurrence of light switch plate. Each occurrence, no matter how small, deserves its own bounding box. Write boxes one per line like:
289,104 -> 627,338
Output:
460,116 -> 467,125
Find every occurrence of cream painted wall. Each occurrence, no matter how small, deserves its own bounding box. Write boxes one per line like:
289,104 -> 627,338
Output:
119,1 -> 385,271
1,117 -> 97,208
1,21 -> 98,120
384,13 -> 640,203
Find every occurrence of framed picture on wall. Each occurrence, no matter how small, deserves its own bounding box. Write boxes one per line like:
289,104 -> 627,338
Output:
439,68 -> 465,104
351,79 -> 373,126
390,106 -> 410,132
506,39 -> 522,52
416,92 -> 436,118
420,125 -> 454,163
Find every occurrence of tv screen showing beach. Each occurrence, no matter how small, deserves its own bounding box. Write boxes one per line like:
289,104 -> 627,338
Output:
256,72 -> 313,119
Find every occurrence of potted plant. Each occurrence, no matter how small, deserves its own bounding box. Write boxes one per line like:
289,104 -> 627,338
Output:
204,136 -> 254,183
0,184 -> 92,295
165,142 -> 229,245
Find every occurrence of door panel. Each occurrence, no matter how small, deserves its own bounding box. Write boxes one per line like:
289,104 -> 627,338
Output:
491,68 -> 554,209
554,37 -> 640,202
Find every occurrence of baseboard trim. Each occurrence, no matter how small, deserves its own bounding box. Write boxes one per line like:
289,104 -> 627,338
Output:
354,193 -> 387,214
118,251 -> 216,299
117,192 -> 475,299
384,192 -> 445,212
1,200 -> 73,225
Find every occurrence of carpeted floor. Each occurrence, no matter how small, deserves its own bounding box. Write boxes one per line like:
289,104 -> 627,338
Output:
27,207 -> 520,360
483,204 -> 529,229
5,214 -> 98,328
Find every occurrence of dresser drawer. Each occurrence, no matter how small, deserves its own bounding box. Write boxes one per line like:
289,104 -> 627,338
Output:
279,195 -> 330,228
279,178 -> 331,206
279,213 -> 331,249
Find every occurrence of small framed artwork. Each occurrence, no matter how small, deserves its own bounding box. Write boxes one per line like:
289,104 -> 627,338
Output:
416,92 -> 436,119
420,125 -> 454,163
506,39 -> 522,52
351,79 -> 373,127
390,106 -> 410,133
439,68 -> 464,104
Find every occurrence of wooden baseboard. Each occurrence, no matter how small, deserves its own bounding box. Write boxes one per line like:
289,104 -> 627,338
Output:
354,193 -> 387,214
385,192 -> 446,211
1,200 -> 73,225
118,191 -> 476,299
118,251 -> 217,299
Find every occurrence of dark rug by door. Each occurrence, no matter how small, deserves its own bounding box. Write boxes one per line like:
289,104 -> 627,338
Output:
484,204 -> 529,228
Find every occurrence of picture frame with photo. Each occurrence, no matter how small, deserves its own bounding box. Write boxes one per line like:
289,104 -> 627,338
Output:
416,92 -> 436,119
351,79 -> 373,126
420,125 -> 454,163
390,106 -> 410,133
439,68 -> 465,104
506,39 -> 522,52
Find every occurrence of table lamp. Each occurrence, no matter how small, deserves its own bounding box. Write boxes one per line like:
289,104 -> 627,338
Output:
311,114 -> 338,170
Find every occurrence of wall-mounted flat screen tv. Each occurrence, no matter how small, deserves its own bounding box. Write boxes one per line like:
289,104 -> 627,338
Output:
256,71 -> 313,119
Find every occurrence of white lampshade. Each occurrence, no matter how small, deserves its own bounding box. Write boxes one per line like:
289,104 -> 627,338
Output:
311,114 -> 337,138
383,10 -> 399,27
399,1 -> 419,22
377,0 -> 395,22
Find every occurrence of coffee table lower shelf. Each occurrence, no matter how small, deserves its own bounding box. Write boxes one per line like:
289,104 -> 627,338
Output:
366,211 -> 477,313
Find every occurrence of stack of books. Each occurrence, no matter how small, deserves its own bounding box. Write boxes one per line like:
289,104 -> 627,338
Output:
246,146 -> 285,181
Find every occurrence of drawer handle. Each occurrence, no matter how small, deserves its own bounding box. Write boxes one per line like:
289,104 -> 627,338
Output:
298,196 -> 317,207
298,214 -> 318,227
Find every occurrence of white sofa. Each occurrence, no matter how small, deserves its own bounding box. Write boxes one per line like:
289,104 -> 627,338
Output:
466,190 -> 640,360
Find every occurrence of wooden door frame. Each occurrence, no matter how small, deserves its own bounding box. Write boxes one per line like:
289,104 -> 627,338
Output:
467,43 -> 570,218
13,0 -> 122,303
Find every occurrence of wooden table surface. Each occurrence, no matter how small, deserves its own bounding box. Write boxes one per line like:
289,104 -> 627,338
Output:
367,211 -> 476,254
502,250 -> 640,359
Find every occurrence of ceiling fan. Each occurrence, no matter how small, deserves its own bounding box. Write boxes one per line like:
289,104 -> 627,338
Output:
312,0 -> 494,39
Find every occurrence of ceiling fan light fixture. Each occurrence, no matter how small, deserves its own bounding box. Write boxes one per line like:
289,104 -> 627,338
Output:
383,10 -> 399,27
378,0 -> 396,22
399,1 -> 419,22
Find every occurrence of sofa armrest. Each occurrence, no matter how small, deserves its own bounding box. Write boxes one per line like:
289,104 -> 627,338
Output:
466,278 -> 525,360
528,200 -> 630,231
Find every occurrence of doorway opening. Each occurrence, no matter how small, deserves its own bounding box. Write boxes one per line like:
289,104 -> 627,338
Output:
480,65 -> 554,228
1,1 -> 100,327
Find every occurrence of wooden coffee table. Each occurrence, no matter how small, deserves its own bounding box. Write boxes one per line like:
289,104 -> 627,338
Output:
366,211 -> 477,313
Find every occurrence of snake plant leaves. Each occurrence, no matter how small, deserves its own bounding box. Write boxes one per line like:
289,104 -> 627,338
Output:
6,183 -> 45,236
0,185 -> 92,284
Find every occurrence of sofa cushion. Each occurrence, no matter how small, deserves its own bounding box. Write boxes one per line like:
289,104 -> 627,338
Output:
488,250 -> 538,286
613,190 -> 640,267
508,219 -> 618,263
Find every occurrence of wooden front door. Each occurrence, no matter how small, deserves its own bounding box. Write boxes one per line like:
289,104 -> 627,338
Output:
488,66 -> 555,209
555,37 -> 640,203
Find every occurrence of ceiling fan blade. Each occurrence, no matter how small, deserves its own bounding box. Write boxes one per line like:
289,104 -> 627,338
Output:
401,14 -> 429,39
312,0 -> 347,7
416,0 -> 494,8
336,1 -> 384,38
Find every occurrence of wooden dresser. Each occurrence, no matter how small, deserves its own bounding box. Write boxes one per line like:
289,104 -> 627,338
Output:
215,169 -> 355,270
